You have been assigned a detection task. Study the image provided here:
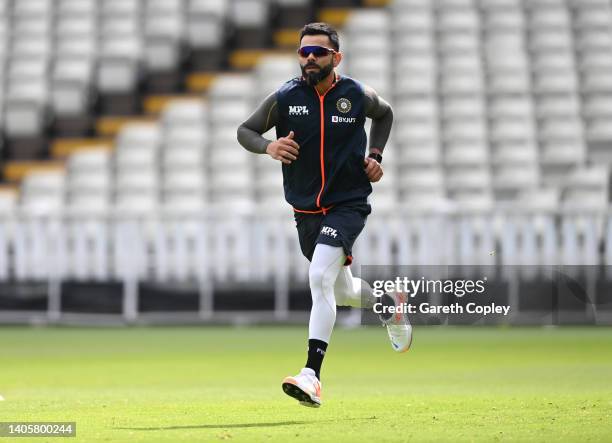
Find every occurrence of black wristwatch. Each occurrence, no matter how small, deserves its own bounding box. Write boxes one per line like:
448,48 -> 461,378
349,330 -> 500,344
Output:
368,152 -> 382,163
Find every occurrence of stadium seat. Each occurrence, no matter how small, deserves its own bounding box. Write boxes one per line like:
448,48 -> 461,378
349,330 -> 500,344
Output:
392,10 -> 433,35
255,55 -> 300,98
163,168 -> 206,193
68,149 -> 111,193
57,0 -> 96,15
117,123 -> 162,150
51,59 -> 94,115
562,166 -> 610,209
186,5 -> 226,52
20,170 -> 66,217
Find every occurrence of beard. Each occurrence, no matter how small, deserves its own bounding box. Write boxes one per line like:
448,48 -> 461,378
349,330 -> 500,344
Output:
301,59 -> 334,86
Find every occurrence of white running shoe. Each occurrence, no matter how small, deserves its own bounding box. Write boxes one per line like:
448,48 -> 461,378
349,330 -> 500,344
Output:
282,368 -> 322,408
382,292 -> 413,353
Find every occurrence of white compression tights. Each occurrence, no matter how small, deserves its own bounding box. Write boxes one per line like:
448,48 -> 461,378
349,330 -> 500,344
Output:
308,244 -> 375,343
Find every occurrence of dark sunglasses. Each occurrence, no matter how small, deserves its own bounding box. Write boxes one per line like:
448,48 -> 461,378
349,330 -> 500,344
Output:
297,45 -> 336,58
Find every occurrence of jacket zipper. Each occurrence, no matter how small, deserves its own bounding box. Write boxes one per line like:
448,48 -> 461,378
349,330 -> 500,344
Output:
315,94 -> 326,211
314,79 -> 338,214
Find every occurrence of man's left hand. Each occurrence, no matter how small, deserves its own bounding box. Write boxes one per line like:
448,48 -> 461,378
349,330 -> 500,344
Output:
364,157 -> 383,182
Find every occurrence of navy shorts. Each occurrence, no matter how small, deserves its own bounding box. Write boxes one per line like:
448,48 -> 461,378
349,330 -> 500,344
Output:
294,202 -> 371,266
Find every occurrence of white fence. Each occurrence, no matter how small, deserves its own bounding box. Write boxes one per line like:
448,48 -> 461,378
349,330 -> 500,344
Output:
0,208 -> 611,324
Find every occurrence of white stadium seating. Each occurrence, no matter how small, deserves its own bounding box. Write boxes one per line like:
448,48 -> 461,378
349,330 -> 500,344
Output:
0,0 -> 611,292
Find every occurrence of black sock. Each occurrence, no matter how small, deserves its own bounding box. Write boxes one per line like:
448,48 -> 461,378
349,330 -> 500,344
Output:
379,293 -> 396,321
305,339 -> 328,380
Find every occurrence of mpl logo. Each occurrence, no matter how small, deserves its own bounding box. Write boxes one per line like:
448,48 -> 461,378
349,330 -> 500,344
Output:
289,105 -> 309,116
321,226 -> 338,238
331,115 -> 356,123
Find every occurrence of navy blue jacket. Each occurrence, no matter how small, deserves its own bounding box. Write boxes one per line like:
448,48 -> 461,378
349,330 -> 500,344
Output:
275,75 -> 371,213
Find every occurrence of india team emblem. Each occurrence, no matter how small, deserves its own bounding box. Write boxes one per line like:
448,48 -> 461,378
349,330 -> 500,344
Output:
336,98 -> 351,113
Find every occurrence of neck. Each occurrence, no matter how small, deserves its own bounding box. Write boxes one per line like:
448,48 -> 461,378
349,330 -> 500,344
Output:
315,70 -> 336,96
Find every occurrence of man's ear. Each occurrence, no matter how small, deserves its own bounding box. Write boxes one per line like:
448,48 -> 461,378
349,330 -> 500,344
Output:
333,52 -> 342,67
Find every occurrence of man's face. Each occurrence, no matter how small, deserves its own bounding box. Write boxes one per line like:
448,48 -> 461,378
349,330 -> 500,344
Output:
298,34 -> 339,86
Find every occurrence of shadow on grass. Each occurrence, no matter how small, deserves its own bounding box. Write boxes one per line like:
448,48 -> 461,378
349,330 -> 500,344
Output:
115,417 -> 376,431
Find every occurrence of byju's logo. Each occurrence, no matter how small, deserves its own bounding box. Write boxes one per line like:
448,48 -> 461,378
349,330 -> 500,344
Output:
331,115 -> 356,123
321,226 -> 338,238
289,105 -> 309,116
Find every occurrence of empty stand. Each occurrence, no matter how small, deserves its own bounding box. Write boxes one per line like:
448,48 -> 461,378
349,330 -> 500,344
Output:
0,0 -> 611,300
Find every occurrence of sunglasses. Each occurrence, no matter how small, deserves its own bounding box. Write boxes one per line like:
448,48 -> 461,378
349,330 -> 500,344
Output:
297,45 -> 336,58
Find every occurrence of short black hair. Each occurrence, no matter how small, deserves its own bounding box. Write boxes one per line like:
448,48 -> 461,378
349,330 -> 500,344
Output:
299,22 -> 340,51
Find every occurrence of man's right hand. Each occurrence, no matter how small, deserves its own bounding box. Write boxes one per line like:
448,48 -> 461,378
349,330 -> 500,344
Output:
266,131 -> 300,164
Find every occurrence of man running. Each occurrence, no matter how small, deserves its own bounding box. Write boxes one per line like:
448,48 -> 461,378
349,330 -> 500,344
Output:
237,22 -> 411,408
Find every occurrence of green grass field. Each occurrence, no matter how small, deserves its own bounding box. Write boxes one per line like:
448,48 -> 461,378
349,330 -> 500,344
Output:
1,326 -> 611,442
